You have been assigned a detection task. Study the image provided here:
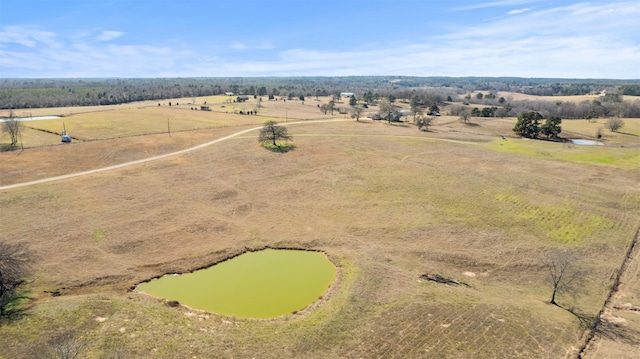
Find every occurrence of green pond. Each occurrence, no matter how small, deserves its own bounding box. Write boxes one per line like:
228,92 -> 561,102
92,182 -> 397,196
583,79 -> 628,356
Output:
136,249 -> 336,318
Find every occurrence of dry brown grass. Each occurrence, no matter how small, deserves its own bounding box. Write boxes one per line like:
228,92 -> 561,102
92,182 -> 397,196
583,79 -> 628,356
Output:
496,92 -> 605,102
1,101 -> 639,358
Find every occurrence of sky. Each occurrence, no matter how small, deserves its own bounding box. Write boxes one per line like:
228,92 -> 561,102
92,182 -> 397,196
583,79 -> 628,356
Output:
0,0 -> 638,79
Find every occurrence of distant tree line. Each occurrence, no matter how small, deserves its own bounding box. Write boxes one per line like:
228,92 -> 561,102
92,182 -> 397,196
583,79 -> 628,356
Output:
619,85 -> 640,96
461,91 -> 640,119
1,77 -> 638,115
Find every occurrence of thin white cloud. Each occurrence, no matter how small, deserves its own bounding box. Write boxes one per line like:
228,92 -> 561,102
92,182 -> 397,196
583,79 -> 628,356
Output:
453,0 -> 538,11
231,41 -> 274,50
96,31 -> 125,41
1,1 -> 638,78
203,1 -> 639,78
0,26 -> 59,48
507,7 -> 534,15
231,42 -> 248,50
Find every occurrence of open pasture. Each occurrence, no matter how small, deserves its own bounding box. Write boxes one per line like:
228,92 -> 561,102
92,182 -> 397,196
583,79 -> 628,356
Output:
495,92 -> 605,102
1,101 -> 640,358
1,96 -> 343,148
22,107 -> 266,141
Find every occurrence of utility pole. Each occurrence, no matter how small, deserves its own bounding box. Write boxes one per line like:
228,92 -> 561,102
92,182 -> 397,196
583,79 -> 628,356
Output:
168,118 -> 171,137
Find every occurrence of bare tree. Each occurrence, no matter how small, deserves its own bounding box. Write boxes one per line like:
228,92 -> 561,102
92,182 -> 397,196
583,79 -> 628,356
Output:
1,111 -> 22,150
416,114 -> 434,131
378,98 -> 397,123
606,118 -> 625,132
543,251 -> 580,306
320,104 -> 329,115
459,110 -> 470,123
410,95 -> 422,123
258,121 -> 292,147
0,241 -> 31,319
327,100 -> 336,115
350,106 -> 364,121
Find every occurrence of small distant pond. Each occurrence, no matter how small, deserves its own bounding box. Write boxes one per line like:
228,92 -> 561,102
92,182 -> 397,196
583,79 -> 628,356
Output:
135,249 -> 336,318
571,139 -> 604,146
0,116 -> 61,122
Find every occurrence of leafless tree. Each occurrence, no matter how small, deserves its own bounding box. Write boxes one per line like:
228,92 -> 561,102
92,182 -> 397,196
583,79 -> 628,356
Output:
378,98 -> 397,123
606,118 -> 625,132
258,121 -> 292,147
459,110 -> 470,123
543,251 -> 580,306
1,111 -> 22,150
416,114 -> 434,131
350,106 -> 364,121
327,99 -> 336,115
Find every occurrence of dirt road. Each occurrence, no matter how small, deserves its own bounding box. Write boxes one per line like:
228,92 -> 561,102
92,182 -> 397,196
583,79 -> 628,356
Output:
0,119 -> 346,191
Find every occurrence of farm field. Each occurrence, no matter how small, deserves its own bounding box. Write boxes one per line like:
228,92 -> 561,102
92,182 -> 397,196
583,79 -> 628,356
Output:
494,92 -> 640,103
1,96 -> 640,358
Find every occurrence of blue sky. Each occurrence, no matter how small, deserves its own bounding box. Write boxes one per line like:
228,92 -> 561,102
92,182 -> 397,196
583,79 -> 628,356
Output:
0,0 -> 638,78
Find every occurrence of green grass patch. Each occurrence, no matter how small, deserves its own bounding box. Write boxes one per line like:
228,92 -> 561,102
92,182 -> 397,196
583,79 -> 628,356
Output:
494,193 -> 616,243
487,138 -> 640,168
93,229 -> 107,243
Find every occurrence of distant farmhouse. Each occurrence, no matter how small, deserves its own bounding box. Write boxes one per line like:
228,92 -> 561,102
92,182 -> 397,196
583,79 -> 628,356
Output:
236,95 -> 250,102
340,92 -> 355,98
225,92 -> 235,96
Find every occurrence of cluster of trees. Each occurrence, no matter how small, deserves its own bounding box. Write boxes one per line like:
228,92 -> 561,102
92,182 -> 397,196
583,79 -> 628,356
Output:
509,97 -> 640,119
513,112 -> 563,139
470,106 -> 499,117
461,92 -> 640,119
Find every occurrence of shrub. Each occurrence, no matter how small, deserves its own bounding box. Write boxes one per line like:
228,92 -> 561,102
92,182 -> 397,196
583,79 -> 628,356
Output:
606,118 -> 625,132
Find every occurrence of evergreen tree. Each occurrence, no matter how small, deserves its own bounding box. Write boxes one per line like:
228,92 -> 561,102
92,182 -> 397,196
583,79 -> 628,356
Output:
541,116 -> 562,138
513,111 -> 543,138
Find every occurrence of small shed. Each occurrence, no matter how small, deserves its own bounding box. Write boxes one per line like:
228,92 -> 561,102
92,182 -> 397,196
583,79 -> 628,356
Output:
201,106 -> 211,111
340,92 -> 355,98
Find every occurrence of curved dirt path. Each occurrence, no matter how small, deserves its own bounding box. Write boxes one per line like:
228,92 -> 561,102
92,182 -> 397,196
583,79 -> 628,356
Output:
0,119 -> 346,192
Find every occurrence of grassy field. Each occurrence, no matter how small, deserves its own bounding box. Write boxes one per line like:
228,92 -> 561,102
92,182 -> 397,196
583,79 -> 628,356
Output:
1,97 -> 639,358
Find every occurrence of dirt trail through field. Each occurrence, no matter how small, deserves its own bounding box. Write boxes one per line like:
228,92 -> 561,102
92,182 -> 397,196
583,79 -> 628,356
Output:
0,119 -> 346,191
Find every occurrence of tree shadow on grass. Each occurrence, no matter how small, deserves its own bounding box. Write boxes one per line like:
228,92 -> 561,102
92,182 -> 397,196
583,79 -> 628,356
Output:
559,304 -> 640,345
386,122 -> 411,128
263,143 -> 296,153
561,305 -> 596,330
0,143 -> 20,152
0,292 -> 32,326
595,319 -> 640,345
616,131 -> 638,137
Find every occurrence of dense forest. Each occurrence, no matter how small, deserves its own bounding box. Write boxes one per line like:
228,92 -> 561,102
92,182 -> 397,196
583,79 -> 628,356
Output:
1,77 -> 639,118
